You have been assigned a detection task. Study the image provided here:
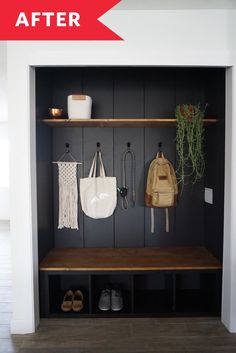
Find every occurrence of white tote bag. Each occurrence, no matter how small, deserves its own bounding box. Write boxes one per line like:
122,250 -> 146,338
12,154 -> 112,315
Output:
80,151 -> 117,219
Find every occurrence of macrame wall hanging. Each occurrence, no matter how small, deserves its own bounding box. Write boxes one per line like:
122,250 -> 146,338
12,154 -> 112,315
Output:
53,143 -> 82,230
57,162 -> 78,229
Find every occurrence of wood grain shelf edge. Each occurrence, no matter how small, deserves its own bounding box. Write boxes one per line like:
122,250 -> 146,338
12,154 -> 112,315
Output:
41,118 -> 218,127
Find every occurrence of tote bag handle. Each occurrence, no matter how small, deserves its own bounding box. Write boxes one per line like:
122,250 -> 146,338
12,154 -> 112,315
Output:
88,151 -> 106,178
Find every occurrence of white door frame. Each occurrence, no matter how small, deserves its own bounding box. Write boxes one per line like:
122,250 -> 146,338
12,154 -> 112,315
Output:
7,9 -> 236,331
15,64 -> 236,332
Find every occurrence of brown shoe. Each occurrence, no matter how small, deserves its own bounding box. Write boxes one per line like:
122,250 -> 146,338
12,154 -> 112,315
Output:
72,290 -> 84,312
61,290 -> 74,312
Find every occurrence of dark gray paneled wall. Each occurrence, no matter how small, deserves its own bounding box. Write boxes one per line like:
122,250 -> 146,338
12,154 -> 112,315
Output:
36,67 -> 225,253
204,69 -> 225,260
48,67 -> 210,119
36,69 -> 54,261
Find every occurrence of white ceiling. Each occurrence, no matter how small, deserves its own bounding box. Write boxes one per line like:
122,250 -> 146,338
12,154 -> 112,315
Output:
113,0 -> 236,10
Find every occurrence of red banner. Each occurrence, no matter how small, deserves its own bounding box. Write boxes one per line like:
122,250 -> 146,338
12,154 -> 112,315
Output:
0,0 -> 122,40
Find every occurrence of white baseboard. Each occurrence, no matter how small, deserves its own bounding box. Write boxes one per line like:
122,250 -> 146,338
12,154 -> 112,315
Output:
11,319 -> 36,334
0,220 -> 10,231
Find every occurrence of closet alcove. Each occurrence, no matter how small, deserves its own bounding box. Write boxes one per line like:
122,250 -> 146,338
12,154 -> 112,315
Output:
36,67 -> 224,317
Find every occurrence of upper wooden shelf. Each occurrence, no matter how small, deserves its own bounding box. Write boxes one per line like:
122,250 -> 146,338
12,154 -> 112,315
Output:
39,246 -> 222,272
41,118 -> 218,128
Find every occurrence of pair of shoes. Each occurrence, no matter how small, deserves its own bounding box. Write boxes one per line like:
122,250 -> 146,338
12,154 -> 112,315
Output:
61,289 -> 84,312
98,285 -> 123,312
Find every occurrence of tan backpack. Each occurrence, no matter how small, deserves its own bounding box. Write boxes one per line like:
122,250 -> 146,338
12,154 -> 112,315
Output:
145,152 -> 178,233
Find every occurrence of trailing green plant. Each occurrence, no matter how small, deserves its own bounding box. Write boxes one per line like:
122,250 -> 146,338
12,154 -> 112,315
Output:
175,103 -> 206,193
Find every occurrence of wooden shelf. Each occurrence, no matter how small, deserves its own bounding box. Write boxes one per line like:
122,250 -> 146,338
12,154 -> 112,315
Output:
41,118 -> 218,128
39,246 -> 222,272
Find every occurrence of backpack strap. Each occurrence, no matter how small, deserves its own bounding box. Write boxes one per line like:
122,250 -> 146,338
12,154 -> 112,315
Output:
151,208 -> 169,234
165,208 -> 169,233
151,208 -> 155,233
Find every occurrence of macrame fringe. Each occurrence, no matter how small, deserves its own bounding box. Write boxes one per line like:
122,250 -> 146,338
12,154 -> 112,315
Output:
57,162 -> 78,230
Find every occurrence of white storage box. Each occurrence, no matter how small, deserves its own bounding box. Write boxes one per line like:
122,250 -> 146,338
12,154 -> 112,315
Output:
68,95 -> 92,119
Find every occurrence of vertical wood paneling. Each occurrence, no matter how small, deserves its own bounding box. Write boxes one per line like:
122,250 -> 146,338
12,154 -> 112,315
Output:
175,183 -> 205,246
36,68 -> 53,119
53,127 -> 84,248
175,68 -> 206,106
175,68 -> 206,247
114,128 -> 145,247
204,69 -> 225,260
204,69 -> 219,117
52,68 -> 83,116
144,127 -> 176,246
36,66 -> 225,257
82,68 -> 113,118
145,68 -> 175,118
36,69 -> 54,262
83,127 -> 114,247
114,68 -> 144,118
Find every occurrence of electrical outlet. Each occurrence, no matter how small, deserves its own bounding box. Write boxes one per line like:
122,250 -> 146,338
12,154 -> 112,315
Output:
205,187 -> 213,204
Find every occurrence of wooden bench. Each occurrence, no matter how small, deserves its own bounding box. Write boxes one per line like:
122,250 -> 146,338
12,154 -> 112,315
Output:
39,247 -> 222,318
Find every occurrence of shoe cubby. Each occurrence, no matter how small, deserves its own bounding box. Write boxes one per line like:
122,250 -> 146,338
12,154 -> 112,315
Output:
175,271 -> 221,315
91,274 -> 132,315
46,273 -> 90,316
133,273 -> 174,314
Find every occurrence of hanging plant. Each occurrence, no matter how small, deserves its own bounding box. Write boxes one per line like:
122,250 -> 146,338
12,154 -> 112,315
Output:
175,103 -> 206,193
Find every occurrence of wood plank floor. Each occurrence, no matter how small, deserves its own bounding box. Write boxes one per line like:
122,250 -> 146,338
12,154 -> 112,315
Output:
9,317 -> 236,353
1,229 -> 236,353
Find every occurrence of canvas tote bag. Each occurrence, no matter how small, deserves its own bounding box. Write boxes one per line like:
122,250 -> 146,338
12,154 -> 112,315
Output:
80,151 -> 117,219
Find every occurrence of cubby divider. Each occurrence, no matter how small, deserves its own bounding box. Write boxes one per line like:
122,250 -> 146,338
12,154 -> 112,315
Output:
88,274 -> 92,315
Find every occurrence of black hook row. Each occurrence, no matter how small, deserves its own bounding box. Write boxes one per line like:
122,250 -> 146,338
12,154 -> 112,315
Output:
65,141 -> 161,154
64,141 -> 135,154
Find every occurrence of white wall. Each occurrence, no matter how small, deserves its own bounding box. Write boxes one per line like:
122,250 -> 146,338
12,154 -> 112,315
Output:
0,41 -> 7,122
0,41 -> 9,221
7,9 -> 236,333
114,0 -> 236,10
0,122 -> 9,220
222,9 -> 236,333
7,10 -> 231,66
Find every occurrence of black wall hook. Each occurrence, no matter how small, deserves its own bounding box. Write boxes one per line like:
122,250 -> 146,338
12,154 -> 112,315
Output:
158,142 -> 163,157
96,142 -> 101,152
127,142 -> 131,149
65,142 -> 70,153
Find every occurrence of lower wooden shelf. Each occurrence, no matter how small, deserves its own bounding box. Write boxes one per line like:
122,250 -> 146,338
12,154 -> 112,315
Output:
39,246 -> 222,272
